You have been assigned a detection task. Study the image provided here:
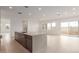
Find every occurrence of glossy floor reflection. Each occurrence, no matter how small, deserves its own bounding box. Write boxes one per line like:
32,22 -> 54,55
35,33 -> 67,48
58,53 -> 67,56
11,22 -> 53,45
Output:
0,33 -> 30,53
47,35 -> 79,53
1,33 -> 79,53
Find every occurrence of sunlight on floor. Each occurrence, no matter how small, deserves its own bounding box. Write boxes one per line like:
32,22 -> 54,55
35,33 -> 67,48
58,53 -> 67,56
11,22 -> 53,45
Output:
4,33 -> 11,43
47,35 -> 79,52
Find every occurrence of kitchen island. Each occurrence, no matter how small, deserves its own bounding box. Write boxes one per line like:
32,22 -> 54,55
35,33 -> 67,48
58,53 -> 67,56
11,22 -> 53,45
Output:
15,32 -> 47,53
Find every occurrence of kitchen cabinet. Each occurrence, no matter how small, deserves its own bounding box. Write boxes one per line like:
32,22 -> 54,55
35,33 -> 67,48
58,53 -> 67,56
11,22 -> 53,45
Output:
15,32 -> 32,52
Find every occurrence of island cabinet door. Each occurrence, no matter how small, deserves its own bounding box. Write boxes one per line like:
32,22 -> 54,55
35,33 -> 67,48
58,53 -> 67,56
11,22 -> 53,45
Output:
20,37 -> 27,48
25,35 -> 32,52
15,32 -> 27,49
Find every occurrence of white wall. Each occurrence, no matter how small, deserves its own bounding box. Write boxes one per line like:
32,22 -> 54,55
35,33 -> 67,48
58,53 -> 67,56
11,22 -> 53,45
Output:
47,21 -> 61,35
40,21 -> 61,35
1,9 -> 11,34
11,17 -> 23,37
27,19 -> 40,34
0,9 -> 25,38
11,17 -> 29,37
0,9 -> 1,34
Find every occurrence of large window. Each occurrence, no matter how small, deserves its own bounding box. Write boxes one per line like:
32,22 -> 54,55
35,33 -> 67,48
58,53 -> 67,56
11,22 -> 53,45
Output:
69,21 -> 78,27
47,23 -> 51,30
60,21 -> 78,35
47,22 -> 56,30
61,21 -> 78,27
61,22 -> 69,27
52,23 -> 56,27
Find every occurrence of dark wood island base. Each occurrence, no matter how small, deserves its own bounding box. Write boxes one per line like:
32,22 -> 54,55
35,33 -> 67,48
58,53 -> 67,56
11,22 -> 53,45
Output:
15,32 -> 32,53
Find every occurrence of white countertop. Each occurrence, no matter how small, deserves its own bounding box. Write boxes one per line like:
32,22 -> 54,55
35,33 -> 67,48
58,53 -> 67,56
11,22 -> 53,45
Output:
23,32 -> 47,36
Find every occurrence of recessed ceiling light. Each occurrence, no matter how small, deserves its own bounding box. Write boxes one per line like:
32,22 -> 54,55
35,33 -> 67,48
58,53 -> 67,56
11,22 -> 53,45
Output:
56,12 -> 62,16
73,12 -> 76,15
9,6 -> 13,9
64,12 -> 67,15
38,8 -> 42,11
43,14 -> 46,16
28,13 -> 32,16
72,8 -> 76,10
56,12 -> 60,15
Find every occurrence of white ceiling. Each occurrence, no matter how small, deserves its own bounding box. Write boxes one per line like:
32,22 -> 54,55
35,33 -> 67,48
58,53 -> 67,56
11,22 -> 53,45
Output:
1,6 -> 79,21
